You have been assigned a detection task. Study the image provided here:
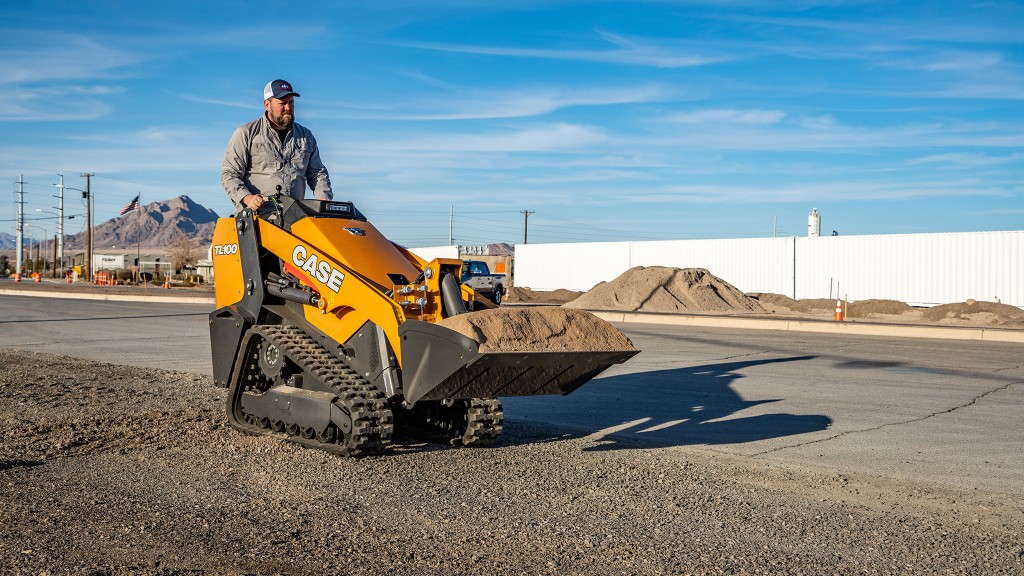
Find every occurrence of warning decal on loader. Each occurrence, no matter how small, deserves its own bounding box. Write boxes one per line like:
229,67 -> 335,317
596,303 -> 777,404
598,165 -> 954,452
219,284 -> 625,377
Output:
292,245 -> 346,292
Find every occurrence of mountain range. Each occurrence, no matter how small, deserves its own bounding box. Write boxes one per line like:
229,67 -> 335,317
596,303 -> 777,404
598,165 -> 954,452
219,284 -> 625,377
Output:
4,196 -> 221,252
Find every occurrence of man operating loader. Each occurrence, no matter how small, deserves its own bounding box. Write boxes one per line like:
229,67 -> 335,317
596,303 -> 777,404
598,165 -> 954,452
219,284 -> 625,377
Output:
221,79 -> 333,213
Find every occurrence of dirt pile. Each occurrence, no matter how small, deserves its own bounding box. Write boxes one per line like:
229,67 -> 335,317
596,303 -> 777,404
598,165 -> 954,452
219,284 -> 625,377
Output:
564,266 -> 765,314
785,298 -> 839,314
438,307 -> 634,352
741,293 -> 1023,328
847,299 -> 914,318
505,286 -> 583,304
922,300 -> 1024,327
751,296 -> 844,315
748,293 -> 798,310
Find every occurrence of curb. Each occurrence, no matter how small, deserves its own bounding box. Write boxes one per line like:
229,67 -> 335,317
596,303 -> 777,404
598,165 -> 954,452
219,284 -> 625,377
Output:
0,288 -> 215,305
588,310 -> 1024,343
4,287 -> 1022,343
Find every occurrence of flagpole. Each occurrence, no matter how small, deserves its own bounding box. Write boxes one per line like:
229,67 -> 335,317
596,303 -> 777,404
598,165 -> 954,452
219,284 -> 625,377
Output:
136,192 -> 142,288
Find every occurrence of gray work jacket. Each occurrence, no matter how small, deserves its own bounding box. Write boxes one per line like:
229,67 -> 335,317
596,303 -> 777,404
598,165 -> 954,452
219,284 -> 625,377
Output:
221,114 -> 333,211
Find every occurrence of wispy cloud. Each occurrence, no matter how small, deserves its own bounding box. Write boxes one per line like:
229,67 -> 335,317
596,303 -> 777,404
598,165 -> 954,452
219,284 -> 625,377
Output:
0,31 -> 137,122
627,179 -> 1015,205
388,32 -> 731,69
912,51 -> 1004,72
718,9 -> 1024,45
668,108 -> 786,124
182,95 -> 252,110
0,33 -> 140,84
1,85 -> 122,122
321,84 -> 674,121
647,111 -> 1024,151
982,207 -> 1024,215
907,152 -> 1022,168
364,123 -> 608,153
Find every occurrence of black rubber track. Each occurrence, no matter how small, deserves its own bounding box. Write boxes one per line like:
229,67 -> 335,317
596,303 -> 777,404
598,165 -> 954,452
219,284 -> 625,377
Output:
225,324 -> 394,457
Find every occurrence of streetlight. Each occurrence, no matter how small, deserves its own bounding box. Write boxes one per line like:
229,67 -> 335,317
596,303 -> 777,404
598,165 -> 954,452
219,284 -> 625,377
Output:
21,228 -> 38,273
23,223 -> 48,275
33,211 -> 82,274
63,185 -> 92,281
35,209 -> 63,276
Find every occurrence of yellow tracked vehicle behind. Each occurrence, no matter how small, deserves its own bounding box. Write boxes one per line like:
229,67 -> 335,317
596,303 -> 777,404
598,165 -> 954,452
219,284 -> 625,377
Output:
209,196 -> 637,456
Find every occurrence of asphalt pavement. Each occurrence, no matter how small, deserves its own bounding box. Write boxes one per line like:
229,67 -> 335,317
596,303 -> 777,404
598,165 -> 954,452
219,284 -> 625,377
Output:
1,293 -> 1021,497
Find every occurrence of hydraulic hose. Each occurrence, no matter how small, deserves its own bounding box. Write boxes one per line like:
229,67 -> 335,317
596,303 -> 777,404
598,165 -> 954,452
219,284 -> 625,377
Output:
440,273 -> 467,317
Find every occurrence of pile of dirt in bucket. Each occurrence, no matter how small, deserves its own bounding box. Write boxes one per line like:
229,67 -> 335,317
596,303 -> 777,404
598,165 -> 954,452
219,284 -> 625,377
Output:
921,300 -> 1024,327
438,307 -> 635,352
505,287 -> 584,305
563,267 -> 765,314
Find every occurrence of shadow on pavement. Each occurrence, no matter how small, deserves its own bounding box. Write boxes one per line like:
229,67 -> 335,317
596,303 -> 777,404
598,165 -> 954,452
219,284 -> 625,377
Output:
503,355 -> 832,451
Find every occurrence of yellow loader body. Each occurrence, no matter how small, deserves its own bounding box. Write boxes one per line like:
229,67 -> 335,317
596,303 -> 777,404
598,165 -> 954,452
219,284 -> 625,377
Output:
208,197 -> 635,456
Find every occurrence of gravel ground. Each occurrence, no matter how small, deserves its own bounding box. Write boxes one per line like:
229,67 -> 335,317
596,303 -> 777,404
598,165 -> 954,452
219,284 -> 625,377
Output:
2,349 -> 1022,575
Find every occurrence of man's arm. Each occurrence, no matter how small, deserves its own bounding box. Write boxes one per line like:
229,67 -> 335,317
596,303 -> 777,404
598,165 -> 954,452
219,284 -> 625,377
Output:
304,134 -> 333,201
221,126 -> 256,208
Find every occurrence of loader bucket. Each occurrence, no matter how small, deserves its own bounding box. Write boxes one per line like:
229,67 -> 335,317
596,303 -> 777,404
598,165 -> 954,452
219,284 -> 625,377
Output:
398,320 -> 639,404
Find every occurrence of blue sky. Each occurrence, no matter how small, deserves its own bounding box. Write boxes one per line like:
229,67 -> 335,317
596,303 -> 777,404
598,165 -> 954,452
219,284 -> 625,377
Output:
2,1 -> 1022,247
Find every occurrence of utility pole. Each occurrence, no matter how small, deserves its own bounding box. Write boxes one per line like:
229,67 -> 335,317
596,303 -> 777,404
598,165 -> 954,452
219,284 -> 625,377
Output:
16,175 -> 25,275
520,210 -> 535,244
53,174 -> 65,273
81,172 -> 94,282
449,205 -> 454,246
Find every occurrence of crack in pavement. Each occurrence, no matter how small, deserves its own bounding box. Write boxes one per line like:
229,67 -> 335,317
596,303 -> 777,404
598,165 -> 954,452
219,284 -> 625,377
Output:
707,349 -> 778,363
993,364 -> 1023,374
750,380 -> 1023,457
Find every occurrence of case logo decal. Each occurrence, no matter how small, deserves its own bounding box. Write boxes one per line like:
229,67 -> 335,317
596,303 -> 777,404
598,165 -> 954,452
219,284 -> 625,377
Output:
292,245 -> 345,292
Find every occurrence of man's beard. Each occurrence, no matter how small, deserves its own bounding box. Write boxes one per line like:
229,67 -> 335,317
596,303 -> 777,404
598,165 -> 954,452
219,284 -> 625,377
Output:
269,111 -> 293,129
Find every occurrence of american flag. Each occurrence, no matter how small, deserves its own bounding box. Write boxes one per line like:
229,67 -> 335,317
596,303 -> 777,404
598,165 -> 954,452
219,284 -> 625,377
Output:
119,194 -> 140,216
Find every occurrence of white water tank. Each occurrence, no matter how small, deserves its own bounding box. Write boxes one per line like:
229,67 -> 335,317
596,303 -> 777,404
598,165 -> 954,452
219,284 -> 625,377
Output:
808,208 -> 820,237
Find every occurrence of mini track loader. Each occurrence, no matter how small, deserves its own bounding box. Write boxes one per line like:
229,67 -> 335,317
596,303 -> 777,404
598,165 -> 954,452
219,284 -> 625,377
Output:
209,196 -> 637,456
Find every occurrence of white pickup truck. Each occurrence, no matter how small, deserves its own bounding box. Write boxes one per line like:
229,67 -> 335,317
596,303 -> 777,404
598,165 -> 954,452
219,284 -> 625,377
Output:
461,260 -> 506,304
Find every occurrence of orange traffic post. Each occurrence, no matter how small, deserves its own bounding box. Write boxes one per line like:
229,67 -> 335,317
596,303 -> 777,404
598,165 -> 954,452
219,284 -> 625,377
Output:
834,298 -> 843,321
163,276 -> 171,289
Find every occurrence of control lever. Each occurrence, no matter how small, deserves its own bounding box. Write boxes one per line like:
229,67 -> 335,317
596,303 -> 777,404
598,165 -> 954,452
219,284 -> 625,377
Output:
258,185 -> 286,226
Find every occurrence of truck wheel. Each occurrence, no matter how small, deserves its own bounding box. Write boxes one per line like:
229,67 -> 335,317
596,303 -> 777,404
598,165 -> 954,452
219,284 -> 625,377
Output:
493,286 -> 504,305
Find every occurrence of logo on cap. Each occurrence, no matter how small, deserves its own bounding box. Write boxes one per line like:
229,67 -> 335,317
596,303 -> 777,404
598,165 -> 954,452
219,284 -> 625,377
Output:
264,79 -> 300,100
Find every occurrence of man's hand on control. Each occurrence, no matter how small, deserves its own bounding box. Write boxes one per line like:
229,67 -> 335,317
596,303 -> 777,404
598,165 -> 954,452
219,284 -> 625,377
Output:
242,194 -> 265,211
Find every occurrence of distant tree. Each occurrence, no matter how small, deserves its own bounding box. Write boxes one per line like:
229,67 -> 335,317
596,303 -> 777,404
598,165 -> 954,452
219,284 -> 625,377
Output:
167,233 -> 199,273
0,254 -> 9,275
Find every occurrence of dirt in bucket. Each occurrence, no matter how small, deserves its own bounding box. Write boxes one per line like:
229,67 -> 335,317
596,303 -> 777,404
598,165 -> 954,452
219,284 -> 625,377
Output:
438,307 -> 635,352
